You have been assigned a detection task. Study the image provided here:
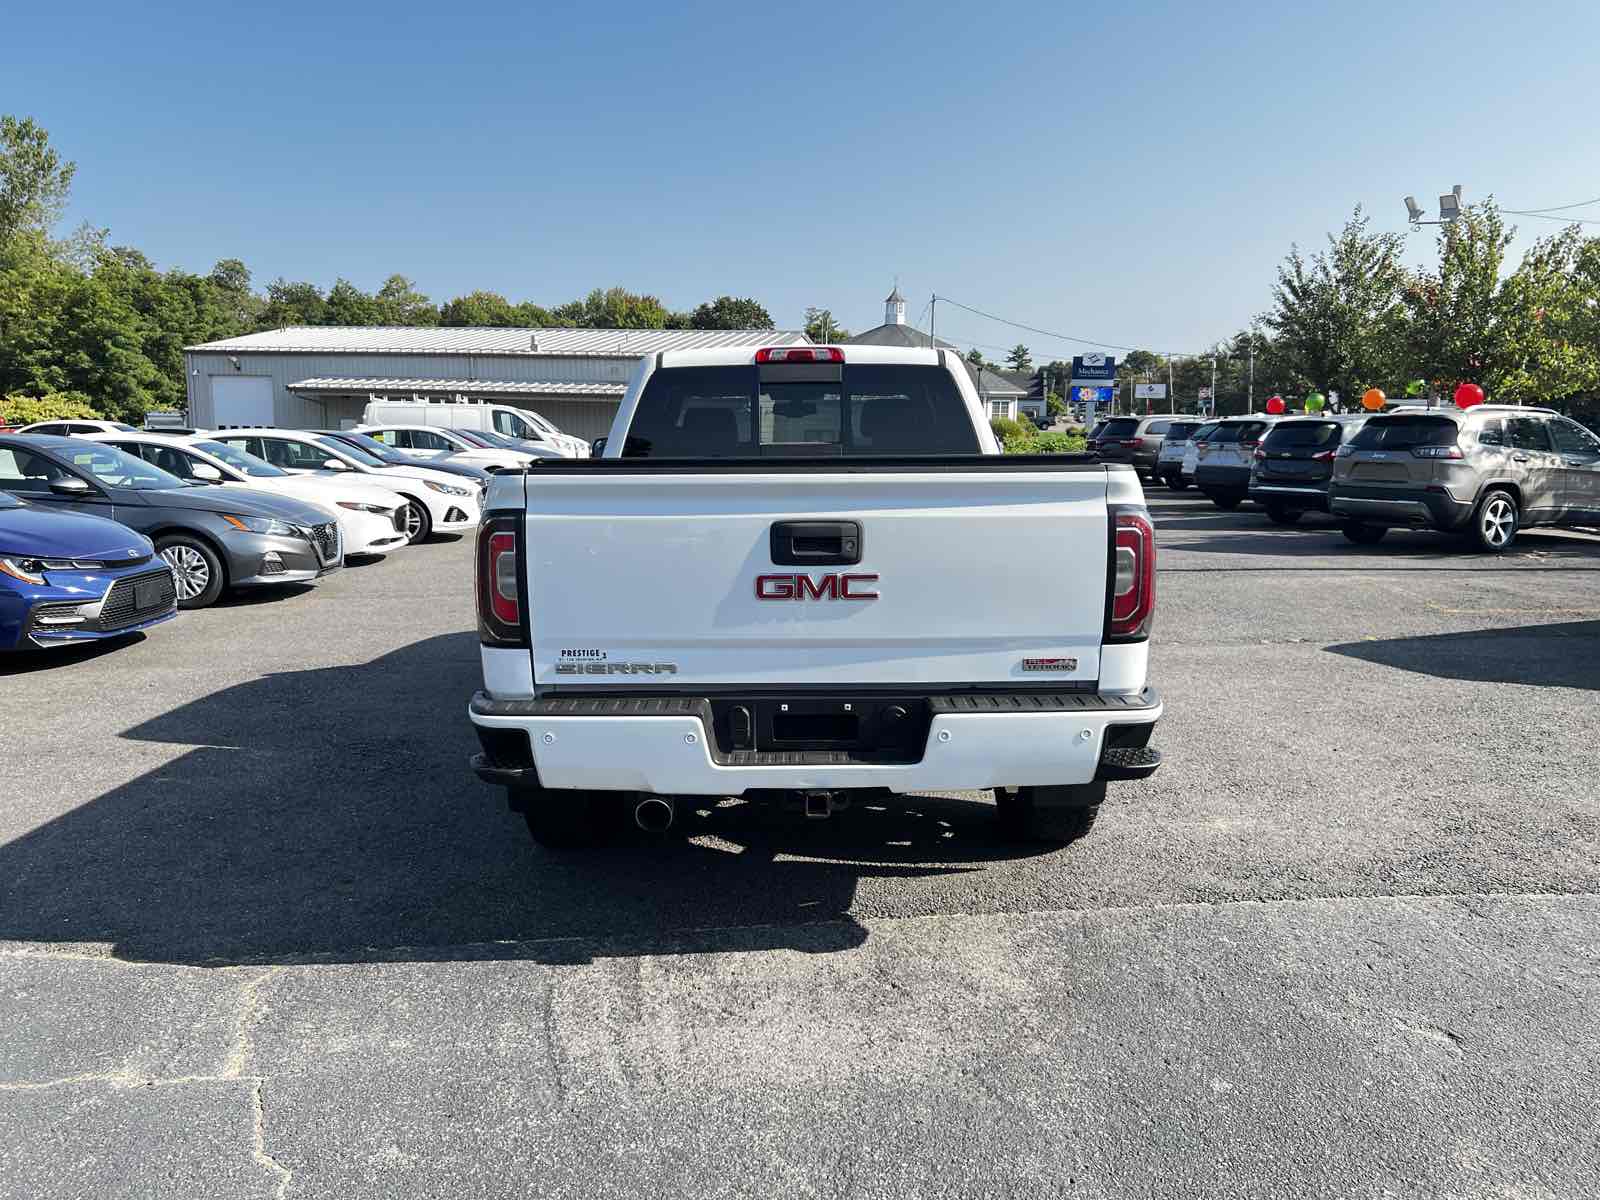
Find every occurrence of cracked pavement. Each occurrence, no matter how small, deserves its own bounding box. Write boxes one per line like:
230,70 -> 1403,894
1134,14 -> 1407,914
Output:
2,492 -> 1598,1198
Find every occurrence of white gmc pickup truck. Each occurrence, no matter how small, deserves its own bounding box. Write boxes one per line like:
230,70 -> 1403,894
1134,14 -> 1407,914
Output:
467,344 -> 1162,846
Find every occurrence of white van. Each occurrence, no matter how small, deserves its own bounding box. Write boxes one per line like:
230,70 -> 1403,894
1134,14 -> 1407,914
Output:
359,399 -> 587,458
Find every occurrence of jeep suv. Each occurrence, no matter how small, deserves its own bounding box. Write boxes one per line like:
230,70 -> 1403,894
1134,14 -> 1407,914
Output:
1247,414 -> 1369,524
1194,416 -> 1281,509
1329,406 -> 1600,551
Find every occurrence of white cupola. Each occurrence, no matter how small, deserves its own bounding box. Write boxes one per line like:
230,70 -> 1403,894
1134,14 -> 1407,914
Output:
884,285 -> 906,326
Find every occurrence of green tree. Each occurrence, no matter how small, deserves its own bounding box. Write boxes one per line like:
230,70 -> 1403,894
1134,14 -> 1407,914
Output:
441,290 -> 518,326
1005,343 -> 1033,371
258,278 -> 326,328
550,286 -> 670,329
323,278 -> 379,326
1047,392 -> 1066,420
206,259 -> 261,335
803,307 -> 847,342
689,295 -> 774,330
965,347 -> 986,367
0,115 -> 76,247
373,274 -> 437,325
1264,207 -> 1406,402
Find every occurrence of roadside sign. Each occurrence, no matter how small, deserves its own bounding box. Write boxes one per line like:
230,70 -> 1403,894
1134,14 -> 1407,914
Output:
1070,385 -> 1113,407
1071,354 -> 1117,382
1134,384 -> 1166,400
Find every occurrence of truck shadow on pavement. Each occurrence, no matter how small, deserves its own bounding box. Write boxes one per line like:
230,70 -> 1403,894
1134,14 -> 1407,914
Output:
0,633 -> 1053,967
1326,620 -> 1600,690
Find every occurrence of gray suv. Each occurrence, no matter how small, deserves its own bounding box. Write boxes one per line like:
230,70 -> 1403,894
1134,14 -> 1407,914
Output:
1329,406 -> 1600,551
1096,415 -> 1184,480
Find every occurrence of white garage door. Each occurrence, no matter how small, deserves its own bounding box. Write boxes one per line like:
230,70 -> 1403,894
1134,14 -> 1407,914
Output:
211,376 -> 275,428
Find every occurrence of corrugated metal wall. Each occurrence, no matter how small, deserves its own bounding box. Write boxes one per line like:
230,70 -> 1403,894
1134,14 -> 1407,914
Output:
185,351 -> 632,442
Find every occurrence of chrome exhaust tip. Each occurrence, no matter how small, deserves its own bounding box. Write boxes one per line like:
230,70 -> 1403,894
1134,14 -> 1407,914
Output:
634,795 -> 675,833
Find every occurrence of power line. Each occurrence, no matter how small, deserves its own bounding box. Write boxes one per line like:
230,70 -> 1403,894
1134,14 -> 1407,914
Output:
1506,195 -> 1600,216
1504,210 -> 1600,227
931,294 -> 1203,358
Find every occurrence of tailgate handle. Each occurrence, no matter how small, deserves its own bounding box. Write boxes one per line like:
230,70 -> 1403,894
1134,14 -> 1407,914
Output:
770,520 -> 862,566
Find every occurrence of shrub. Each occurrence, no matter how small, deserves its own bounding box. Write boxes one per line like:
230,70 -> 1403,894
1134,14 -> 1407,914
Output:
1,392 -> 100,426
990,416 -> 1030,443
1002,431 -> 1087,455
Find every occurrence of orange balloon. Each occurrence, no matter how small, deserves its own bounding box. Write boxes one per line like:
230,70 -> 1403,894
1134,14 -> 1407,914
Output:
1361,387 -> 1386,411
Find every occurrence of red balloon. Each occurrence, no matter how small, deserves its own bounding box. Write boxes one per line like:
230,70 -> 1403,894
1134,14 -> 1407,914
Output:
1454,382 -> 1485,409
1265,395 -> 1286,415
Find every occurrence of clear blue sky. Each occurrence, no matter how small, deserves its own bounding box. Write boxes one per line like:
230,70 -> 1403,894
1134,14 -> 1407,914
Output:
9,0 -> 1599,357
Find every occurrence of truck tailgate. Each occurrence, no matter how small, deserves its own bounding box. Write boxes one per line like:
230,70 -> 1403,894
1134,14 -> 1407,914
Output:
521,463 -> 1111,689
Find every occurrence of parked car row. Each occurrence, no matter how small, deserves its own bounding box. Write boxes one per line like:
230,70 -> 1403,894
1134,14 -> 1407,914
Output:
1090,406 -> 1600,552
0,404 -> 587,653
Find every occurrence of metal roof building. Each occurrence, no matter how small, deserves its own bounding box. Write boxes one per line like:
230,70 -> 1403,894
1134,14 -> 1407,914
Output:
182,326 -> 811,441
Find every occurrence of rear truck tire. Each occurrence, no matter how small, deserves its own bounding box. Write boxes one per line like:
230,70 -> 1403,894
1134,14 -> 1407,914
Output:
1468,487 -> 1520,553
1341,521 -> 1387,545
156,534 -> 225,609
517,787 -> 624,849
995,782 -> 1104,844
1211,494 -> 1241,511
398,495 -> 433,545
1265,504 -> 1303,525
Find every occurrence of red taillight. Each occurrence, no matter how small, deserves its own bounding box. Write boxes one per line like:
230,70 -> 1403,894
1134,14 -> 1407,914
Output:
1411,445 -> 1464,459
1312,449 -> 1336,462
1107,507 -> 1156,642
1252,446 -> 1267,460
1241,439 -> 1260,450
476,516 -> 526,647
489,533 -> 518,624
755,346 -> 844,364
1120,438 -> 1141,447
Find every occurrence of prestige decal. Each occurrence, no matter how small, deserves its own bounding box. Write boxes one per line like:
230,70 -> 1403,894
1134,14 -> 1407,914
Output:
754,573 -> 880,601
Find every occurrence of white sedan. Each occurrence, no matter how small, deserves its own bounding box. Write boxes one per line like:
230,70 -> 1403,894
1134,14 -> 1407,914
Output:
355,424 -> 560,470
214,429 -> 481,544
85,432 -> 411,557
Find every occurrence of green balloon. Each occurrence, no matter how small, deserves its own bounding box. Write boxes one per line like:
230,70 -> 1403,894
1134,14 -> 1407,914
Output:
1405,378 -> 1426,397
1305,392 -> 1325,412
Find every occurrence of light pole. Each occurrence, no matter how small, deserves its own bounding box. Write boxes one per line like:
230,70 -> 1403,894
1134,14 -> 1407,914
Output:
1405,185 -> 1463,230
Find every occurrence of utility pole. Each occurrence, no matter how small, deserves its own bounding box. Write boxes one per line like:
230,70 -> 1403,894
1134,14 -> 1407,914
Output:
1210,356 -> 1216,418
929,294 -> 936,347
1167,356 -> 1174,414
1248,330 -> 1255,411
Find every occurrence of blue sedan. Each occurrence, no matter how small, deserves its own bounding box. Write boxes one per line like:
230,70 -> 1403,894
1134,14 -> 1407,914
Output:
0,492 -> 178,652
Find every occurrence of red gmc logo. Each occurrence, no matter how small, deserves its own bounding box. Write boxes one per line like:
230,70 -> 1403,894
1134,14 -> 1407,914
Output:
755,573 -> 880,601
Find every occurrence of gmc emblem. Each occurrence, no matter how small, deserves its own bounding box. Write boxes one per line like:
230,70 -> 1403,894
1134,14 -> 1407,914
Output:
755,573 -> 879,601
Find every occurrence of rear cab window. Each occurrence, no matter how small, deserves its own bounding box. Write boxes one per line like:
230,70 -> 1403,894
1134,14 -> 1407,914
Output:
622,364 -> 982,457
1163,422 -> 1201,441
1348,416 -> 1460,450
1098,418 -> 1139,439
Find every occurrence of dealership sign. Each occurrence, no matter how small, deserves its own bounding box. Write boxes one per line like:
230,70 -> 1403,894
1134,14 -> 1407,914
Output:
1071,354 -> 1117,382
1134,383 -> 1166,400
1070,385 -> 1114,406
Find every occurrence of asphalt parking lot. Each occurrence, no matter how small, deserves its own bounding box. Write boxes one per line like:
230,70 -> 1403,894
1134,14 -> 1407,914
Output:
3,491 -> 1599,1199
